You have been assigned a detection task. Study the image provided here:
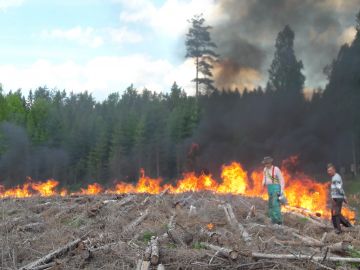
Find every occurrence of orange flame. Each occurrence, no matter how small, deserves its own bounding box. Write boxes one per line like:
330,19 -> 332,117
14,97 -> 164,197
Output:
0,159 -> 356,221
207,223 -> 214,230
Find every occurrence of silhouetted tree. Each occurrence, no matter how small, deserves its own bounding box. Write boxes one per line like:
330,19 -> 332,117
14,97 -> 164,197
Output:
185,15 -> 218,96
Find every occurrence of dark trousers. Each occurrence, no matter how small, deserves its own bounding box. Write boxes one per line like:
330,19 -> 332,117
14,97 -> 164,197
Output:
331,198 -> 352,232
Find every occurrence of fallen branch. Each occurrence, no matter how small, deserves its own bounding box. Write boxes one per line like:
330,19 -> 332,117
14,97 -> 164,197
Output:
246,205 -> 256,220
123,209 -> 149,235
285,210 -> 331,229
19,238 -> 82,270
251,252 -> 360,263
201,242 -> 238,260
30,262 -> 56,270
136,260 -> 150,270
221,203 -> 252,243
292,232 -> 323,245
117,194 -> 136,207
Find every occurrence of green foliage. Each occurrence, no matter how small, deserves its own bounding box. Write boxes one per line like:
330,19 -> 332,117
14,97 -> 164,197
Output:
267,25 -> 305,95
185,15 -> 218,95
142,231 -> 155,243
193,242 -> 205,249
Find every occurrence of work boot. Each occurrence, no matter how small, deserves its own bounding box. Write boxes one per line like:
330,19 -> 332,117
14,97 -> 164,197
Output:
340,215 -> 352,227
333,215 -> 342,234
331,216 -> 337,229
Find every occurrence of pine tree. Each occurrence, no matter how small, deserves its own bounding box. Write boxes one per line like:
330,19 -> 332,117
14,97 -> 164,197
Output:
267,25 -> 305,96
185,15 -> 218,96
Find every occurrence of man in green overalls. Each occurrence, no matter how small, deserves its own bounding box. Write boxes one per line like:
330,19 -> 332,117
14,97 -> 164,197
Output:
262,156 -> 285,224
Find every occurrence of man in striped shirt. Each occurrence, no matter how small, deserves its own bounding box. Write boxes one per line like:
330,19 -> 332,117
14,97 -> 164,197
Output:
327,163 -> 352,234
262,156 -> 285,224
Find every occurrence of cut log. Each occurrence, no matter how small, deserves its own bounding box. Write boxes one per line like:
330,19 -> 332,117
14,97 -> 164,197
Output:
275,240 -> 352,253
292,232 -> 323,245
221,203 -> 252,243
31,262 -> 56,270
285,210 -> 331,229
123,209 -> 149,235
150,236 -> 159,265
166,212 -> 191,247
19,238 -> 82,270
251,252 -> 360,263
136,260 -> 150,270
200,242 -> 238,260
157,264 -> 165,270
188,205 -> 197,216
102,199 -> 117,204
144,245 -> 152,261
246,205 -> 256,220
117,194 -> 136,207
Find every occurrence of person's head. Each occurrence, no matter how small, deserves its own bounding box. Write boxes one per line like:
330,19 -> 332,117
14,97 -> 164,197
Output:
327,163 -> 336,176
262,156 -> 273,168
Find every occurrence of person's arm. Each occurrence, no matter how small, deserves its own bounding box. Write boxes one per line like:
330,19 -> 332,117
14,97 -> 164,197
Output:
334,175 -> 345,196
262,169 -> 266,187
277,167 -> 285,193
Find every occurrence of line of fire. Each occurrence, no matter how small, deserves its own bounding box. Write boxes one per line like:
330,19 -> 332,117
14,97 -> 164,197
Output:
0,156 -> 356,222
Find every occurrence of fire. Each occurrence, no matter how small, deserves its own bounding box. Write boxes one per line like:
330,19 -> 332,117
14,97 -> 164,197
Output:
0,159 -> 356,222
80,183 -> 103,195
207,223 -> 214,230
0,179 -> 59,198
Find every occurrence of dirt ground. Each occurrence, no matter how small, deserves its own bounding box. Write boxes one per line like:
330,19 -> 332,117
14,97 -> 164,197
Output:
1,192 -> 360,270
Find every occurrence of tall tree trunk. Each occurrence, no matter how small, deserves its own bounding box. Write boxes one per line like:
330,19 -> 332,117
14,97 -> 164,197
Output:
156,145 -> 160,178
196,57 -> 199,98
352,132 -> 357,176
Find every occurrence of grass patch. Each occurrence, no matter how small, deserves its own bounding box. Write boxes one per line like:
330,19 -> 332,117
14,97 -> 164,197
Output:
297,217 -> 309,224
61,216 -> 86,228
348,249 -> 360,267
193,242 -> 205,250
142,231 -> 155,243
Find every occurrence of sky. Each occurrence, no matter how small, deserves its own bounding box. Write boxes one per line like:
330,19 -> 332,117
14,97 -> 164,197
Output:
0,0 -> 220,99
0,0 -> 359,100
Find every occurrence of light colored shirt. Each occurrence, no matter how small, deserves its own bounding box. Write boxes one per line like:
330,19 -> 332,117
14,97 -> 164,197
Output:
331,173 -> 345,199
262,166 -> 285,192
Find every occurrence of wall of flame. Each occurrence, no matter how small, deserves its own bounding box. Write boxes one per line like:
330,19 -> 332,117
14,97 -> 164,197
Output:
0,158 -> 356,221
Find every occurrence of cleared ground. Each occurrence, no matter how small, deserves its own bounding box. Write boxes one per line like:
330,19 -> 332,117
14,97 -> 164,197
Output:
1,192 -> 360,270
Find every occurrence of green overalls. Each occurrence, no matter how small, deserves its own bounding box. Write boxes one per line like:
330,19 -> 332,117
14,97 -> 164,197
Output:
266,167 -> 282,224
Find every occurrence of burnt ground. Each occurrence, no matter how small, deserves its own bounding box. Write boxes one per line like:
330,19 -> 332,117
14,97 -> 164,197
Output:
1,192 -> 360,270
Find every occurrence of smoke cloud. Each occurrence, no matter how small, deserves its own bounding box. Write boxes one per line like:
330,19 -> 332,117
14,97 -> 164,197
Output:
211,0 -> 360,91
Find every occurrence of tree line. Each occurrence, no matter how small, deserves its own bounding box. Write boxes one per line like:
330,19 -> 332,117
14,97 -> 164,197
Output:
0,12 -> 360,186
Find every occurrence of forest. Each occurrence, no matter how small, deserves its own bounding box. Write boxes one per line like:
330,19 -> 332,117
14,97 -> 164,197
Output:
0,12 -> 360,188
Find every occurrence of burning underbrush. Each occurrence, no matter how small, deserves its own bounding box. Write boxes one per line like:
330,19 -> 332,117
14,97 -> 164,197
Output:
0,157 -> 356,221
1,192 -> 360,270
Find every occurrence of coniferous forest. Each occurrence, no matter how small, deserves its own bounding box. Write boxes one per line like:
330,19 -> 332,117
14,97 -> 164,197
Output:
1,12 -> 360,187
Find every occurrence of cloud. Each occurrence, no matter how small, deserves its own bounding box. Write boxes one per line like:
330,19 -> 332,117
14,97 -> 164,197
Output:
118,0 -> 221,37
0,0 -> 24,10
42,26 -> 143,47
107,27 -> 143,44
42,26 -> 104,48
0,55 -> 195,99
